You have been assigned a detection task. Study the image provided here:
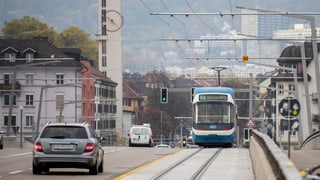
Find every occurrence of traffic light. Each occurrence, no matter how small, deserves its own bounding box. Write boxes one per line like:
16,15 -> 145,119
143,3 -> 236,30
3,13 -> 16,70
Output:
160,88 -> 168,103
190,87 -> 195,103
243,128 -> 250,142
242,55 -> 249,62
182,136 -> 187,147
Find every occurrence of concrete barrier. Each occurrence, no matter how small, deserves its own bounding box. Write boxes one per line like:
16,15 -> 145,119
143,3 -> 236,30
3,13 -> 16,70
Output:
249,130 -> 301,180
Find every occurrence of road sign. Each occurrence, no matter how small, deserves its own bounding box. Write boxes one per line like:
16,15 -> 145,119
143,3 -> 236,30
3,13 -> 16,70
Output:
279,97 -> 300,119
246,118 -> 256,128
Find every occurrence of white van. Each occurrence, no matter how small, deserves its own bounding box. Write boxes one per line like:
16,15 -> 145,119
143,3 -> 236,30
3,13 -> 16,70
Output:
128,124 -> 153,147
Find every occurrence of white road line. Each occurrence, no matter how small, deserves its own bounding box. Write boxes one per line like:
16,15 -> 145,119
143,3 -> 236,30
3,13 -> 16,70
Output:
0,152 -> 31,159
9,170 -> 23,175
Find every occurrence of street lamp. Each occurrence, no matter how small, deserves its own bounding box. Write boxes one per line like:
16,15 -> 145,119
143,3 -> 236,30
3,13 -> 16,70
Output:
210,66 -> 227,86
20,106 -> 23,149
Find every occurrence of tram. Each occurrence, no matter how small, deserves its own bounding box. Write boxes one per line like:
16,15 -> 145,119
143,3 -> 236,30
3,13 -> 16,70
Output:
191,87 -> 237,147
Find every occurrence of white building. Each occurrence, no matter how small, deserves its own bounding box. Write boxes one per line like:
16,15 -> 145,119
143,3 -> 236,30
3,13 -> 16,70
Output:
273,44 -> 320,149
0,37 -> 83,137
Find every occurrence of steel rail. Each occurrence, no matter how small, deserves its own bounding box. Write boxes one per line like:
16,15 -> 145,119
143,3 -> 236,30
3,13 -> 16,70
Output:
151,148 -> 223,180
151,148 -> 203,180
192,148 -> 223,180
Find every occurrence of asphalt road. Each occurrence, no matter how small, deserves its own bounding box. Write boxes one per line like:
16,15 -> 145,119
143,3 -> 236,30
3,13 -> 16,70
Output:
0,146 -> 179,180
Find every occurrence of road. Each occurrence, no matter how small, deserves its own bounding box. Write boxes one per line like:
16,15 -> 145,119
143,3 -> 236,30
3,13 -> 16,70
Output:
0,146 -> 179,180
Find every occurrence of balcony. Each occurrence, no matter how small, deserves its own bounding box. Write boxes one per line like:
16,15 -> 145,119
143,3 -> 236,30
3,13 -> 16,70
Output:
0,81 -> 21,95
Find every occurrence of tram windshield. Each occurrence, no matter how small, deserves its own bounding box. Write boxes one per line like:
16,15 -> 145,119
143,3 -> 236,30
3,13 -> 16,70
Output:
197,102 -> 231,124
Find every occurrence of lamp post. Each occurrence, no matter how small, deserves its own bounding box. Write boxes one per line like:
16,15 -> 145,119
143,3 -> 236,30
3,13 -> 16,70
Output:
210,66 -> 227,86
20,106 -> 23,149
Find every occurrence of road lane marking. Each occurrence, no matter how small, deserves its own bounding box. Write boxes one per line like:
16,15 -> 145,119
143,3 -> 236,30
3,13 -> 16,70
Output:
9,170 -> 23,175
0,152 -> 31,159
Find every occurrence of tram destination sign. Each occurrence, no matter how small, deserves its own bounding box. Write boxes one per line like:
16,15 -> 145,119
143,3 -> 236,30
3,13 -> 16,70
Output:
199,94 -> 228,101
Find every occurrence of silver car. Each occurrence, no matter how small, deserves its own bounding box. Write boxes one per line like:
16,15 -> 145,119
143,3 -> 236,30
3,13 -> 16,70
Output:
32,122 -> 104,175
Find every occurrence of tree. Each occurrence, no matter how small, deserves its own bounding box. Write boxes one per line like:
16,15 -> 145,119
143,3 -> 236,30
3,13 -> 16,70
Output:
1,16 -> 98,65
2,16 -> 58,43
56,26 -> 98,64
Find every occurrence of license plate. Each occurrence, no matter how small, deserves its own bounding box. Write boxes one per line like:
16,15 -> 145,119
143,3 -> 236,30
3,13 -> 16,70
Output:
209,125 -> 217,129
52,144 -> 75,151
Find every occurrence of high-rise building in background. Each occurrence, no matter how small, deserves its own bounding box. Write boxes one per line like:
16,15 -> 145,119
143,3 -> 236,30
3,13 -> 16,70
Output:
241,9 -> 290,65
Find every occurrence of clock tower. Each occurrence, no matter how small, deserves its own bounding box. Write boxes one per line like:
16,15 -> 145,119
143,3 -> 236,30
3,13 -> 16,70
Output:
97,0 -> 123,138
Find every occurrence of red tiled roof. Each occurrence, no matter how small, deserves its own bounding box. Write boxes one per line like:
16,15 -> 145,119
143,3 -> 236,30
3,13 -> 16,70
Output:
123,82 -> 142,99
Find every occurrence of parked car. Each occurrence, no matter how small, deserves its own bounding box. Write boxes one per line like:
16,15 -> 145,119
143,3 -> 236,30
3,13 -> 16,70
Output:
155,144 -> 171,149
32,122 -> 104,175
128,124 -> 153,147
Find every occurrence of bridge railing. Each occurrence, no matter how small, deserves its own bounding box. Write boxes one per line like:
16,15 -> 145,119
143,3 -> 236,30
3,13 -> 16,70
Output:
250,129 -> 301,180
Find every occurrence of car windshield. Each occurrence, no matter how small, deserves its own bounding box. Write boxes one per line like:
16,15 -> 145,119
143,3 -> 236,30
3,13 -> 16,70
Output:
40,126 -> 88,139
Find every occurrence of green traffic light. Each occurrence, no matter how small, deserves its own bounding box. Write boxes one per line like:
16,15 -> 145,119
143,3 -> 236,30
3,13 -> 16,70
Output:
160,88 -> 168,103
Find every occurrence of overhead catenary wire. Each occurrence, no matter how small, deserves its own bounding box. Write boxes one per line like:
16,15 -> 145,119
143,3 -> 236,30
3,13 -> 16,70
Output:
185,0 -> 215,33
140,0 -> 200,66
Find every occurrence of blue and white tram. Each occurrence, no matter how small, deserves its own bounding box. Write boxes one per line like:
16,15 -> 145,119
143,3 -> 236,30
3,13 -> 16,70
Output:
192,87 -> 237,147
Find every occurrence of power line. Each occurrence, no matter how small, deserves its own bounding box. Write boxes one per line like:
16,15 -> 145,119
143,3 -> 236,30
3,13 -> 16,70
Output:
184,0 -> 215,33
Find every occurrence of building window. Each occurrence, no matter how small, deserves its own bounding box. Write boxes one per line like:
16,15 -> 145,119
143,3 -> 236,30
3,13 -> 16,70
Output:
102,9 -> 106,22
5,53 -> 16,62
102,24 -> 106,35
4,115 -> 16,126
102,56 -> 107,67
288,84 -> 295,95
56,74 -> 64,85
110,119 -> 116,129
102,0 -> 106,7
123,99 -> 131,106
26,53 -> 34,62
25,115 -> 34,127
4,94 -> 16,105
102,41 -> 106,54
4,74 -> 12,85
26,94 -> 34,106
278,84 -> 284,95
25,73 -> 34,85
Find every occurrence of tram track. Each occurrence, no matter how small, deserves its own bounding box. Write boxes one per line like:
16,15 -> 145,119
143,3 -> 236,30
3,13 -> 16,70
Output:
151,148 -> 223,180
